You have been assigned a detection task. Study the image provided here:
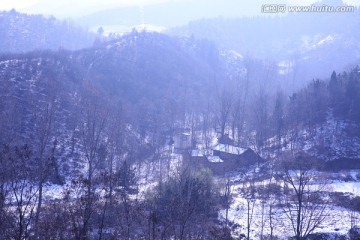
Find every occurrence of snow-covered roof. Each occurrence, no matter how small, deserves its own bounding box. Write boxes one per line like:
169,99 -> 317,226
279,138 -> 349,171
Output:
191,149 -> 204,157
207,155 -> 223,163
213,144 -> 248,155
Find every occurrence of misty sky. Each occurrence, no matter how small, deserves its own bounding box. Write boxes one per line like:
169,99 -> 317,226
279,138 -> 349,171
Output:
1,0 -> 359,19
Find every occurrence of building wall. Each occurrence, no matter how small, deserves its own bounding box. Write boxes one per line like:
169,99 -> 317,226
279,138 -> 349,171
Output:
189,148 -> 263,175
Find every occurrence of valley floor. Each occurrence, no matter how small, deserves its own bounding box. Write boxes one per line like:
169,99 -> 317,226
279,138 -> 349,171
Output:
218,171 -> 360,239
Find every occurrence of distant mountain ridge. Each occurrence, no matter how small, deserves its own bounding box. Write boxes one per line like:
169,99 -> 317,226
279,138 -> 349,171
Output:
0,10 -> 96,54
168,1 -> 360,89
76,0 -> 258,31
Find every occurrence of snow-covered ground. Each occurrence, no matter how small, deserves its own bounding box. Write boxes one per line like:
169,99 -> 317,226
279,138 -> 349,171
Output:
32,117 -> 360,239
218,173 -> 360,239
43,183 -> 64,201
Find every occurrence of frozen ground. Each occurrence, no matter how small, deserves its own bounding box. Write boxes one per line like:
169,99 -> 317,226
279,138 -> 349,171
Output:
218,174 -> 360,239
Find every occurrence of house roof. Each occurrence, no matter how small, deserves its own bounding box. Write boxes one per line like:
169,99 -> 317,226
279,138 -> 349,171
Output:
191,149 -> 204,157
207,155 -> 224,163
213,144 -> 248,155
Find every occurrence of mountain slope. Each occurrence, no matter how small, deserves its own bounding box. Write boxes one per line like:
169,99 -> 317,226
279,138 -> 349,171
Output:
0,32 -> 225,176
169,3 -> 360,89
0,10 -> 95,53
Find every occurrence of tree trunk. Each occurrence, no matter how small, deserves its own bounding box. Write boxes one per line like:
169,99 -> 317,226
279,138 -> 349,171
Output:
269,204 -> 274,240
34,180 -> 44,238
297,195 -> 302,240
247,200 -> 250,240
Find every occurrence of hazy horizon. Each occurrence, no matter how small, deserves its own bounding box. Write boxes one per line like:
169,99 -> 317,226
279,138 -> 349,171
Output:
4,0 -> 358,19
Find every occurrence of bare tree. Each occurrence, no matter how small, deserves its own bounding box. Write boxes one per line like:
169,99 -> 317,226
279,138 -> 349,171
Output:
278,155 -> 330,240
1,145 -> 39,240
152,167 -> 217,240
251,89 -> 269,151
75,97 -> 109,239
215,89 -> 234,137
33,99 -> 58,238
219,177 -> 233,227
239,177 -> 257,240
230,96 -> 246,144
201,99 -> 214,148
272,90 -> 286,151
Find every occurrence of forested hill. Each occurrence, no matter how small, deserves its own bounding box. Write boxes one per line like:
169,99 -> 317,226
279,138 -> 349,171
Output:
0,31 -> 225,176
1,30 -> 360,174
0,10 -> 96,53
169,3 -> 360,89
0,31 -> 231,239
75,32 -> 222,103
289,68 -> 360,125
264,67 -> 360,166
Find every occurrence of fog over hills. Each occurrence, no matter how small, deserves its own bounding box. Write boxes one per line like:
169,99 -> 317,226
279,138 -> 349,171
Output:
76,0 -> 258,29
1,1 -> 360,239
75,0 -> 360,90
169,4 -> 360,89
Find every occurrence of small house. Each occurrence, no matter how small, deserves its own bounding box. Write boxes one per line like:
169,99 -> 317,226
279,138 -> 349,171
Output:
190,143 -> 263,175
174,131 -> 192,153
212,143 -> 263,168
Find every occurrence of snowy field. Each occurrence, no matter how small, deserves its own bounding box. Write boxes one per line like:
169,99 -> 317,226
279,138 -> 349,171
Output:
218,174 -> 360,239
39,141 -> 360,239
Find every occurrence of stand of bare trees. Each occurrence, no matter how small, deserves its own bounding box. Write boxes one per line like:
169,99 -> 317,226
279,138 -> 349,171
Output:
277,154 -> 330,240
0,145 -> 38,240
149,167 -> 219,240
